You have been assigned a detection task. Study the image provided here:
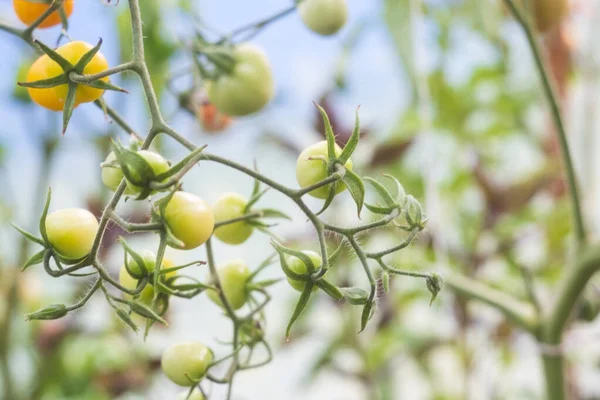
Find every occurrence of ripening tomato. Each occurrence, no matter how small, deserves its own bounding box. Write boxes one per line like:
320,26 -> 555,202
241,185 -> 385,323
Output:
206,43 -> 274,116
46,41 -> 110,105
285,250 -> 322,292
25,54 -> 68,111
206,259 -> 250,310
124,150 -> 170,194
296,140 -> 353,199
298,0 -> 348,36
45,208 -> 99,260
164,192 -> 214,250
196,102 -> 232,132
13,0 -> 74,29
212,192 -> 253,245
161,342 -> 213,386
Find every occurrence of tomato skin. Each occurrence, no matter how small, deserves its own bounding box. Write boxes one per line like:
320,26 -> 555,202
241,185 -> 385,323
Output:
212,192 -> 253,245
46,41 -> 110,105
296,140 -> 353,199
285,250 -> 322,292
178,389 -> 206,400
206,43 -> 274,116
161,342 -> 213,386
298,0 -> 348,36
13,0 -> 74,29
101,152 -> 139,194
26,54 -> 67,111
45,208 -> 98,260
164,192 -> 214,250
124,150 -> 170,194
206,259 -> 251,310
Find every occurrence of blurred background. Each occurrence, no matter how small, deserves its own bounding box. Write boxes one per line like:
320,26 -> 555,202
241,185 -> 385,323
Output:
1,0 -> 600,399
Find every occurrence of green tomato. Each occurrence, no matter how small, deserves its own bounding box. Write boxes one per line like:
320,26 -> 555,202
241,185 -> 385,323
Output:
206,43 -> 274,116
298,0 -> 348,36
119,251 -> 176,304
212,192 -> 253,245
45,208 -> 99,260
178,389 -> 206,400
206,259 -> 251,310
296,140 -> 353,199
161,342 -> 213,386
285,250 -> 322,292
101,152 -> 136,194
125,150 -> 170,194
164,192 -> 214,250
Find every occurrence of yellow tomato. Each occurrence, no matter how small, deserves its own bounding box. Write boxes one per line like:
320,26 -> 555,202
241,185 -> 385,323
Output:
164,192 -> 214,250
25,54 -> 67,111
45,208 -> 99,260
13,0 -> 74,29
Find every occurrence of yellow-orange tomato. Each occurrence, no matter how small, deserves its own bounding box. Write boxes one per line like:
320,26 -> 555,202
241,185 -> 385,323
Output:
25,54 -> 67,111
196,102 -> 232,133
13,0 -> 74,29
48,41 -> 110,105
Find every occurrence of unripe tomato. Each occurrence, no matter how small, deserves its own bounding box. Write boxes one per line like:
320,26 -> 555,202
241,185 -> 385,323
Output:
13,0 -> 74,29
178,389 -> 206,400
161,342 -> 213,386
206,259 -> 251,310
206,43 -> 274,116
298,0 -> 348,36
45,208 -> 99,260
46,41 -> 110,105
196,102 -> 232,133
25,54 -> 67,111
119,252 -> 175,305
285,250 -> 322,292
212,192 -> 253,245
296,140 -> 353,199
124,150 -> 170,194
164,192 -> 214,250
101,152 -> 137,194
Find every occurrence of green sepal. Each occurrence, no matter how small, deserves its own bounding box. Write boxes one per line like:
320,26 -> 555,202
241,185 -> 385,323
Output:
315,184 -> 337,216
364,202 -> 396,215
340,287 -> 369,305
405,195 -> 427,229
73,38 -> 102,74
341,168 -> 365,218
22,249 -> 47,271
38,188 -> 52,244
272,244 -> 309,281
112,140 -> 156,187
257,208 -> 291,220
364,177 -> 396,207
62,82 -> 78,134
119,237 -> 146,279
25,303 -> 68,321
316,279 -> 343,301
338,106 -> 360,164
113,297 -> 167,325
153,144 -> 208,183
34,39 -> 73,72
383,174 -> 406,206
12,224 -> 45,246
251,278 -> 283,289
17,74 -> 68,89
116,308 -> 139,333
359,300 -> 376,333
286,281 -> 314,339
314,102 -> 337,162
271,240 -> 318,275
327,240 -> 345,267
81,79 -> 128,94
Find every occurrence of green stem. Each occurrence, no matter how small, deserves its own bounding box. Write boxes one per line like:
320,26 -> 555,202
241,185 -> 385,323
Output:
503,0 -> 586,244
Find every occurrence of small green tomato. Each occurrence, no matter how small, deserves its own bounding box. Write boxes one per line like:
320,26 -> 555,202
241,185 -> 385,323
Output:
161,342 -> 213,386
285,250 -> 322,292
101,152 -> 136,194
206,259 -> 251,310
45,208 -> 99,260
212,192 -> 253,245
296,140 -> 353,199
125,150 -> 170,194
164,192 -> 214,250
119,252 -> 176,305
178,389 -> 206,400
298,0 -> 348,36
